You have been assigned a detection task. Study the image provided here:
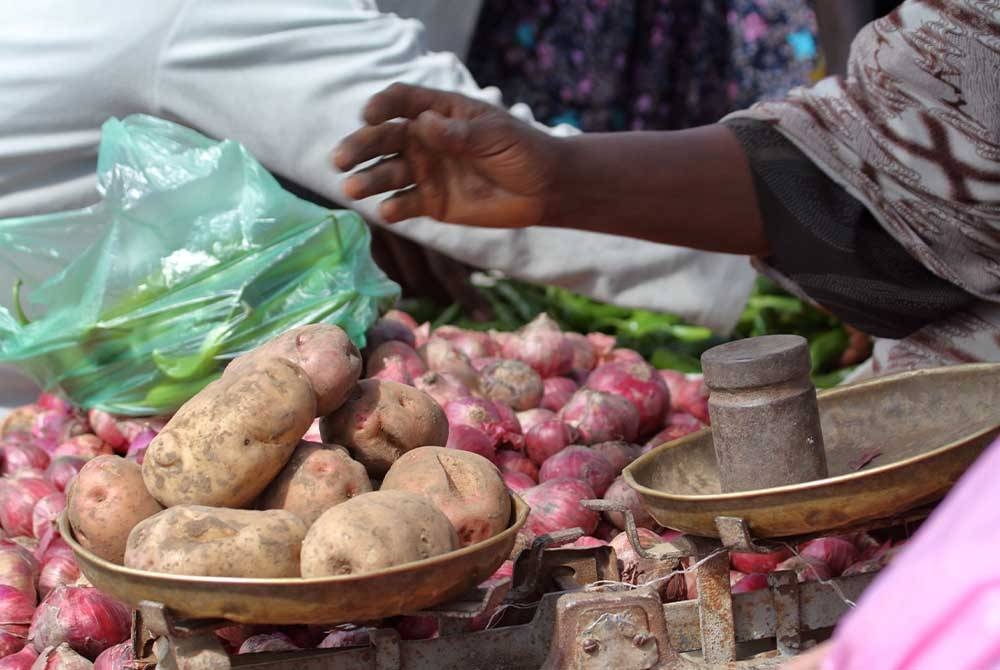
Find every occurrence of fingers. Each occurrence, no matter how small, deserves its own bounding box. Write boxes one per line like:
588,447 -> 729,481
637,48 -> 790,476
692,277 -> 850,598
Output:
409,110 -> 471,155
342,157 -> 414,200
363,82 -> 478,125
333,120 -> 408,171
378,187 -> 429,223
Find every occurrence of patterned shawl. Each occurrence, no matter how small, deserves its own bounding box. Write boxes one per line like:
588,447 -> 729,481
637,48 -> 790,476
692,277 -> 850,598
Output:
726,0 -> 1000,377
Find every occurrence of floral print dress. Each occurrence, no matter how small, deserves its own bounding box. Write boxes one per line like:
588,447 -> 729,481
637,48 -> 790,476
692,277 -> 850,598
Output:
466,0 -> 819,132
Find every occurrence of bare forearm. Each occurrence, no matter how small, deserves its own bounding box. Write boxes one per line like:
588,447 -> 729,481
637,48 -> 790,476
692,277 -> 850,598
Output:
544,124 -> 767,256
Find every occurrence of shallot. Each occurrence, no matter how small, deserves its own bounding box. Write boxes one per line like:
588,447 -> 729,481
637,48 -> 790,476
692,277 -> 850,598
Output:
539,377 -> 577,413
42,459 -> 85,494
31,494 -> 66,540
29,586 -> 130,659
238,633 -> 300,654
92,642 -> 133,670
478,361 -> 543,411
28,643 -> 91,670
539,446 -> 616,497
494,450 -> 538,482
0,478 -> 58,538
1,444 -> 50,477
589,441 -> 642,474
585,361 -> 669,436
413,372 -> 471,408
445,425 -> 497,462
524,421 -> 576,467
521,478 -> 599,536
559,390 -> 640,445
0,585 -> 35,657
601,476 -> 657,530
0,646 -> 37,669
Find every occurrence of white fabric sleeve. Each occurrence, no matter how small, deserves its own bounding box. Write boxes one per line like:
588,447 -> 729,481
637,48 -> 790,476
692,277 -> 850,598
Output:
155,0 -> 755,334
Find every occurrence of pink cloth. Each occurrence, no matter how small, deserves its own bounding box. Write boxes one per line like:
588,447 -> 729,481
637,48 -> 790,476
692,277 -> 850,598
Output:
824,436 -> 1000,670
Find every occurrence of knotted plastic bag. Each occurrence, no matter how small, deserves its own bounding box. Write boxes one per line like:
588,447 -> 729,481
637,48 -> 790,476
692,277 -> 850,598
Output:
0,115 -> 399,415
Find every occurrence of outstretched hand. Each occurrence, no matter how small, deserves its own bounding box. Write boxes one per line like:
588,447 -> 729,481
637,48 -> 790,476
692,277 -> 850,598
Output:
334,83 -> 560,228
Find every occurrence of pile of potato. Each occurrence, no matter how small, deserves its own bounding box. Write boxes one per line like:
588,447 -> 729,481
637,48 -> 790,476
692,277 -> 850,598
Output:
66,324 -> 511,579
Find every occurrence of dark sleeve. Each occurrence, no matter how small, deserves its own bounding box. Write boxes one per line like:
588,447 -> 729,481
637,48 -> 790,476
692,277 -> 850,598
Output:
723,118 -> 975,339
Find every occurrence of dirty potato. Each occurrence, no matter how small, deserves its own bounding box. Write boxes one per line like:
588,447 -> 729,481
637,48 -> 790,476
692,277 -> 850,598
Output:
124,505 -> 307,578
143,358 -> 315,508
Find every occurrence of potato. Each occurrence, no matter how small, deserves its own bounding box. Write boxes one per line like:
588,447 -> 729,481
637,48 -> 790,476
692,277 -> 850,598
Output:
225,324 -> 362,416
320,380 -> 448,477
143,358 -> 315,508
124,505 -> 307,578
300,490 -> 458,577
381,447 -> 510,547
256,441 -> 372,526
66,455 -> 163,564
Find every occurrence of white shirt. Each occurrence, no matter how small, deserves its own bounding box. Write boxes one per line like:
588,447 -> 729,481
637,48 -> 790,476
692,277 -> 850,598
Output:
0,0 -> 756,412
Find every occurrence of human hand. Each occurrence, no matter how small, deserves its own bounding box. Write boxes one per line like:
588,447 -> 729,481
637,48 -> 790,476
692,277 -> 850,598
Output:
333,83 -> 560,228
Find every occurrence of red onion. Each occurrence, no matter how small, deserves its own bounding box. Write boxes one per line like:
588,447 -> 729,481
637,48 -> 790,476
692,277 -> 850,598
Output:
567,536 -> 608,549
488,561 -> 514,583
589,441 -> 642,474
366,341 -> 427,380
115,418 -> 166,444
317,626 -> 370,649
0,478 -> 59,538
38,557 -> 80,600
31,494 -> 66,540
585,361 -> 669,437
501,471 -> 535,493
599,349 -> 643,366
558,390 -> 640,445
798,537 -> 859,576
413,372 -> 472,408
609,528 -> 662,583
83,412 -> 126,454
2,444 -> 50,477
29,586 -> 131,659
30,413 -> 87,455
214,625 -> 252,653
123,429 -> 156,465
412,322 -> 431,349
494,450 -> 538,482
492,402 -> 525,451
238,633 -> 300,654
644,412 -> 703,451
564,333 -> 598,372
774,556 -> 832,583
428,326 -> 499,360
0,407 -> 37,442
539,446 -> 616,497
51,437 -> 111,462
34,534 -> 72,566
730,548 -> 793,574
384,309 -> 419,330
594,521 -> 618,542
34,396 -> 70,415
515,408 -> 556,434
849,532 -> 883,561
601,476 -> 657,530
659,370 -> 711,424
92,642 -> 132,670
444,398 -> 506,447
445,425 -> 497,463
0,544 -> 39,601
368,355 -> 414,384
29,643 -> 91,670
395,616 -> 438,641
420,339 -> 480,389
524,420 -> 576,466
0,645 -> 37,669
365,316 -> 416,352
841,545 -> 902,577
0,585 -> 35,657
500,330 -> 574,379
42,459 -> 85,494
731,573 -> 769,594
586,332 -> 617,359
478,360 -> 543,411
470,356 -> 502,373
521,478 -> 599,536
539,377 -> 578,413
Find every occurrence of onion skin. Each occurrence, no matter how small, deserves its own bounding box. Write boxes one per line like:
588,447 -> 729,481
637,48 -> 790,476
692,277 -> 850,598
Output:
479,361 -> 543,412
601,476 -> 657,530
0,585 -> 36,657
539,446 -> 616,497
445,425 -> 497,463
29,586 -> 130,659
31,494 -> 66,541
0,478 -> 59,538
38,556 -> 80,600
29,643 -> 91,670
84,412 -> 127,454
238,633 -> 300,654
521,478 -> 599,536
414,372 -> 471,408
2,444 -> 50,478
92,642 -> 133,670
0,645 -> 37,669
494,451 -> 538,482
539,377 -> 578,413
42,459 -> 85,494
515,409 -> 556,435
51,437 -> 111,462
501,471 -> 535,493
798,537 -> 859,576
444,398 -> 506,448
318,626 -> 370,649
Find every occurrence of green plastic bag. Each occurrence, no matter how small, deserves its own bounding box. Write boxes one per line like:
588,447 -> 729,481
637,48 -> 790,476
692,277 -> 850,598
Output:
0,115 -> 399,415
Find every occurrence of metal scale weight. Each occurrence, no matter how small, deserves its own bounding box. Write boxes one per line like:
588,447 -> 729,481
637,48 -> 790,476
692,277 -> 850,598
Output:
60,336 -> 1000,669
